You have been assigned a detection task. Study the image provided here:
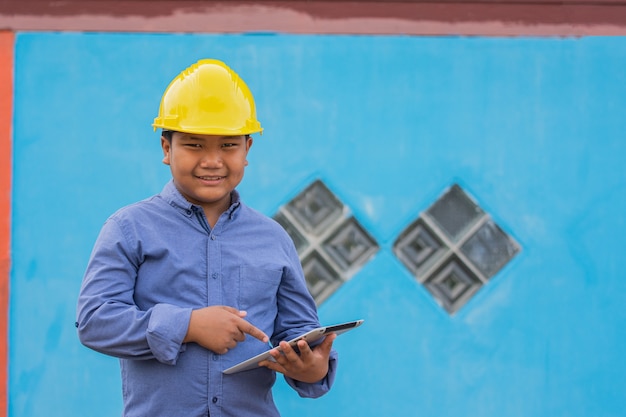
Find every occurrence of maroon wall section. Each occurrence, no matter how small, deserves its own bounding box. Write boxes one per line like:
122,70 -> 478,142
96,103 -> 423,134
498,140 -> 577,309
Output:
1,0 -> 626,35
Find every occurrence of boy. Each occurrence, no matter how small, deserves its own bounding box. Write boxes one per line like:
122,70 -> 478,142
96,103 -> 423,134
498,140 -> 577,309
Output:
76,59 -> 337,417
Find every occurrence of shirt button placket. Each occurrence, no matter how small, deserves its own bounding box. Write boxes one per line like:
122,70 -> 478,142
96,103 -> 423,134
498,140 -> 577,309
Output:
207,231 -> 222,413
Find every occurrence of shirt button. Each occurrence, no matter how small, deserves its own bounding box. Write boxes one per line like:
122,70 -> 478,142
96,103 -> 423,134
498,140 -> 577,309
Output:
212,273 -> 218,279
211,235 -> 216,240
213,354 -> 218,361
212,397 -> 218,404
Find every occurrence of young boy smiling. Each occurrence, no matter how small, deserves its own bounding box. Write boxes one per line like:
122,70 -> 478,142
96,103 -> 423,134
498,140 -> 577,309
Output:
77,59 -> 337,417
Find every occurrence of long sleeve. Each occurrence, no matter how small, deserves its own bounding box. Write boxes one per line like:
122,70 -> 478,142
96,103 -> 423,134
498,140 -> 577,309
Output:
76,217 -> 191,365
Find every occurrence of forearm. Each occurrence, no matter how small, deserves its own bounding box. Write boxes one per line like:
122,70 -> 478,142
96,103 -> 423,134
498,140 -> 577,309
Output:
77,296 -> 191,364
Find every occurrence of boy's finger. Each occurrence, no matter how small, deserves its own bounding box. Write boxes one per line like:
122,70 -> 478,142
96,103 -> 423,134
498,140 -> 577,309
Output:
296,340 -> 312,359
278,341 -> 301,362
219,306 -> 243,316
316,333 -> 337,352
239,320 -> 269,343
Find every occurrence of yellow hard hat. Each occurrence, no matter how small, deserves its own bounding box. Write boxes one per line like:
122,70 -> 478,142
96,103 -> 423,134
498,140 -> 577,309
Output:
153,59 -> 263,136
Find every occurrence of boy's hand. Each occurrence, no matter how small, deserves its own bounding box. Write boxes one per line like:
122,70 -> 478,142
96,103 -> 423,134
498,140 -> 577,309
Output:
258,332 -> 336,383
183,306 -> 268,354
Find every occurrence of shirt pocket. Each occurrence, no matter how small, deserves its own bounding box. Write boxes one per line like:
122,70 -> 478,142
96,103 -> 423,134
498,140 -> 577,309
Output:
238,266 -> 282,312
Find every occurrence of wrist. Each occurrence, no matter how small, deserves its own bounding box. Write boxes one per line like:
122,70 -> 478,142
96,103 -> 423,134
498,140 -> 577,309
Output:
182,309 -> 197,343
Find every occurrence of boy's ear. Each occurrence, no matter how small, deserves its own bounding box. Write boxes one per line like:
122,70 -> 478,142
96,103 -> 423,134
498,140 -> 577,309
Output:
161,137 -> 171,165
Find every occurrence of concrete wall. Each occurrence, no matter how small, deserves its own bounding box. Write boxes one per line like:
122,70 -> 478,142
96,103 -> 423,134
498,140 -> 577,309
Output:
6,31 -> 626,417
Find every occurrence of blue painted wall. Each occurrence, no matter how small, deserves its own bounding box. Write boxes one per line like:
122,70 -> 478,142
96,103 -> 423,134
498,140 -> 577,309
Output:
10,32 -> 626,416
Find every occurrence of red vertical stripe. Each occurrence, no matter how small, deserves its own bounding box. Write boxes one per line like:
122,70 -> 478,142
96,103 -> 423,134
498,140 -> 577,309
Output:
0,30 -> 13,417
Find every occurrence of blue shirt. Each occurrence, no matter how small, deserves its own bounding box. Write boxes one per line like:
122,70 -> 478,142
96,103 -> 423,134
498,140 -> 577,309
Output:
77,181 -> 337,417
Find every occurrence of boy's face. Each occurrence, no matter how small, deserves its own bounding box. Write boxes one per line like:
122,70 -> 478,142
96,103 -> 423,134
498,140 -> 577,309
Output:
161,132 -> 253,216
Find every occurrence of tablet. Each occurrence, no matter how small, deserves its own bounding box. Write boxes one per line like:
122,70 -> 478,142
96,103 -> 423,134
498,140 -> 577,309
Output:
223,319 -> 364,374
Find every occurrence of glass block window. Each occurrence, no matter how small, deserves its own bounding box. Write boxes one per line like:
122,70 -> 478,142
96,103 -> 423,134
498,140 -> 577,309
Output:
394,184 -> 520,314
274,180 -> 379,304
427,184 -> 484,242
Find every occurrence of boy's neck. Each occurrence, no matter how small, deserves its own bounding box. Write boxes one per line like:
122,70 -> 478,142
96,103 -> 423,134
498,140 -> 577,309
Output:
202,194 -> 232,229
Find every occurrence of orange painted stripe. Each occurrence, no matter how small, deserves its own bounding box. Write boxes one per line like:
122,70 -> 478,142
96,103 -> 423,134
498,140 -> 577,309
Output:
0,30 -> 13,417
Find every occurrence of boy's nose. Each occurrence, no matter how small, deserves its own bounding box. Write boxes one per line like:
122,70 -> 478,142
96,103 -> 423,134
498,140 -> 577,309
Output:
200,151 -> 223,167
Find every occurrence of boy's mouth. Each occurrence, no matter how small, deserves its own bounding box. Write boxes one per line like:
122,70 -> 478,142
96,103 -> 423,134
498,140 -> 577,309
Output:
197,175 -> 225,181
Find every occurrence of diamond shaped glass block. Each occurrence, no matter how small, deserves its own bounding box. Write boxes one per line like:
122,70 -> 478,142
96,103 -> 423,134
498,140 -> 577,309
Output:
423,257 -> 482,314
461,219 -> 519,278
427,184 -> 484,241
275,179 -> 379,305
322,217 -> 378,272
285,180 -> 344,235
393,219 -> 447,279
274,212 -> 309,254
394,183 -> 521,315
301,251 -> 343,304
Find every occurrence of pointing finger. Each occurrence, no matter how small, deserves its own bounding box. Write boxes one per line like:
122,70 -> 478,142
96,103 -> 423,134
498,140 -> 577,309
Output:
239,320 -> 269,343
219,306 -> 246,317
